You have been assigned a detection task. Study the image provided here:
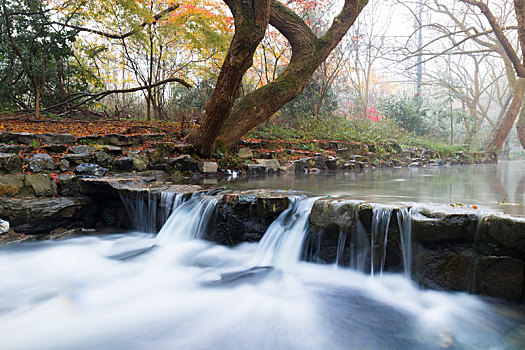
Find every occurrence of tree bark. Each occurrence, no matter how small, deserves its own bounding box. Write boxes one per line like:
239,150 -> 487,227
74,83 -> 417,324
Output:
488,78 -> 525,151
192,0 -> 271,156
213,0 -> 368,151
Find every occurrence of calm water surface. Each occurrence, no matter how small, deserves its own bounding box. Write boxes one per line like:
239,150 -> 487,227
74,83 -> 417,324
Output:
221,160 -> 525,216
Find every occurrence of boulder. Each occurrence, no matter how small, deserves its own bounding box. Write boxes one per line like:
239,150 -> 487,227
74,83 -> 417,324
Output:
94,152 -> 113,168
477,256 -> 524,301
0,218 -> 9,234
238,148 -> 254,159
29,153 -> 55,173
43,144 -> 68,153
58,159 -> 70,172
169,155 -> 198,171
255,159 -> 280,172
0,153 -> 22,173
132,155 -> 149,171
309,199 -> 359,236
75,163 -> 108,177
25,174 -> 57,197
115,156 -> 134,170
246,164 -> 267,176
40,133 -> 76,145
411,209 -> 479,245
57,174 -> 78,196
198,161 -> 218,174
100,145 -> 123,155
0,174 -> 26,197
479,214 -> 525,256
0,196 -> 96,234
152,142 -> 176,154
69,145 -> 96,154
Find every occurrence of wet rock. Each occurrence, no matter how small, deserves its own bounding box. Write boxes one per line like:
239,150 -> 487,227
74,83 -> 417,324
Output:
0,218 -> 9,234
69,145 -> 96,154
309,199 -> 359,235
255,159 -> 280,172
57,174 -> 78,196
246,164 -> 267,176
169,155 -> 198,171
115,156 -> 134,171
94,152 -> 113,168
75,163 -> 108,177
238,148 -> 254,159
61,153 -> 93,165
0,174 -> 26,197
477,256 -> 524,301
479,215 -> 525,256
29,153 -> 55,173
0,196 -> 96,234
0,153 -> 22,173
208,192 -> 289,245
325,157 -> 339,170
412,209 -> 479,245
198,161 -> 218,174
413,246 -> 474,292
25,174 -> 57,197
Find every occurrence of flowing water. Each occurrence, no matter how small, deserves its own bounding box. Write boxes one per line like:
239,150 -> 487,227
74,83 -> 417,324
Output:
1,166 -> 525,348
222,160 -> 525,216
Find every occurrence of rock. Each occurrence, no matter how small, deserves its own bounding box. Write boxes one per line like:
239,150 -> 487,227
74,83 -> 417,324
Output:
0,145 -> 31,154
413,247 -> 474,292
477,256 -> 524,301
94,152 -> 113,168
255,159 -> 280,172
100,145 -> 122,155
0,218 -> 9,234
29,153 -> 55,173
58,159 -> 70,172
57,174 -> 78,196
40,133 -> 76,145
325,157 -> 339,170
207,191 -> 290,245
0,196 -> 96,234
198,161 -> 218,174
104,134 -> 134,146
309,199 -> 359,236
238,148 -> 254,158
412,209 -> 479,245
61,153 -> 93,165
334,148 -> 350,158
0,153 -> 22,173
144,149 -> 163,164
169,155 -> 198,171
246,164 -> 267,176
43,144 -> 68,153
172,143 -> 194,155
152,142 -> 176,154
132,155 -> 149,171
140,134 -> 165,143
75,163 -> 108,177
69,145 -> 96,154
115,156 -> 134,170
77,135 -> 104,145
479,214 -> 525,256
313,154 -> 327,169
0,174 -> 26,197
24,174 -> 57,197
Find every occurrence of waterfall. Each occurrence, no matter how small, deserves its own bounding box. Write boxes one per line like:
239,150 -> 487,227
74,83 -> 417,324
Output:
120,190 -> 158,233
468,213 -> 486,293
252,197 -> 318,270
349,207 -> 369,272
371,207 -> 392,276
397,207 -> 413,278
160,192 -> 186,224
335,229 -> 347,267
156,194 -> 219,245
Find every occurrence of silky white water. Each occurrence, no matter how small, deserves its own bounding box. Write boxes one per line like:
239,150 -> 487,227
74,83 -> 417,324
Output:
0,196 -> 524,349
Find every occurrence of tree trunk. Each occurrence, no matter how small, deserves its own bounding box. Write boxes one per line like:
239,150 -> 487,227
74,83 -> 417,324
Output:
212,0 -> 368,151
192,0 -> 271,156
516,98 -> 525,148
35,88 -> 41,119
488,77 -> 525,151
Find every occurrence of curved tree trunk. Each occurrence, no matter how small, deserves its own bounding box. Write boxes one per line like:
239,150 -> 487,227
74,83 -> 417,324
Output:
487,77 -> 525,151
192,0 -> 271,156
194,0 -> 368,156
516,100 -> 525,148
216,0 -> 368,150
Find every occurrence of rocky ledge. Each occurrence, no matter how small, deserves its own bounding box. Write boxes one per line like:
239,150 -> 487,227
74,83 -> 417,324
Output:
0,178 -> 523,302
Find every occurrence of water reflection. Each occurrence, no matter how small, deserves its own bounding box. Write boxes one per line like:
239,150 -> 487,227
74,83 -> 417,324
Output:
222,161 -> 525,216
